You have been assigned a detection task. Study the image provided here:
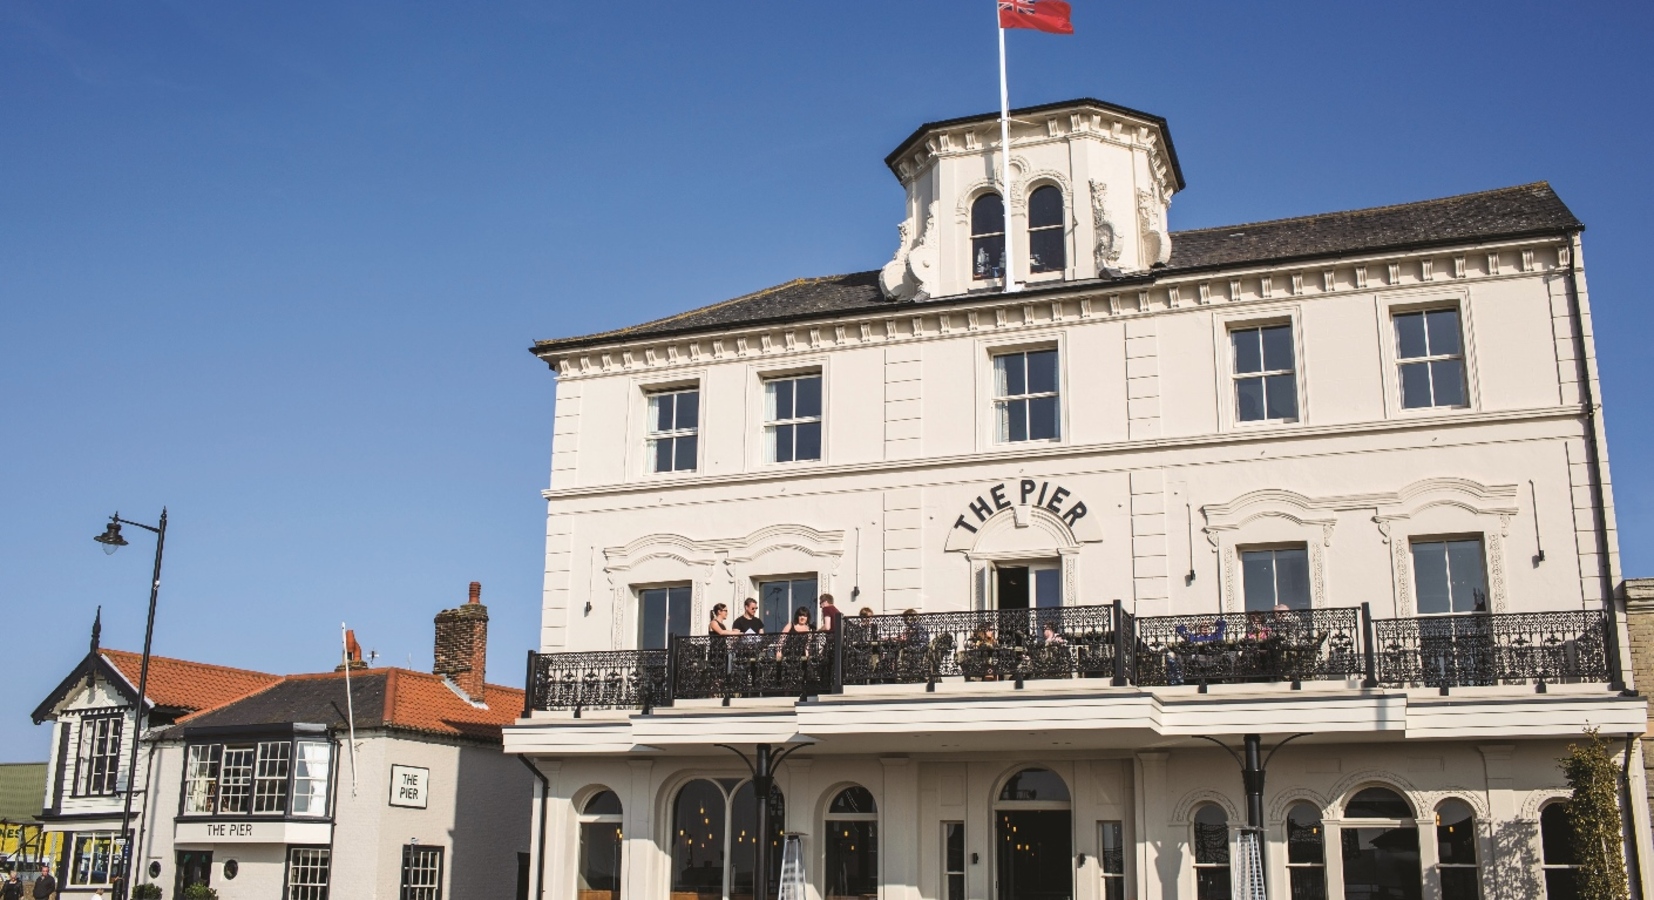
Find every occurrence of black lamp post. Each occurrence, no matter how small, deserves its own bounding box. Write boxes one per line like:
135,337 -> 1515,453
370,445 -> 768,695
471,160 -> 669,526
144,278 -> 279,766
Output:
95,509 -> 167,900
1192,732 -> 1312,899
713,742 -> 809,900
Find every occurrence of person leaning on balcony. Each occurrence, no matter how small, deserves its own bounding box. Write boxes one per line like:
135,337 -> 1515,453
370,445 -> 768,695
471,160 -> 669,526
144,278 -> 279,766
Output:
708,603 -> 740,637
733,597 -> 766,634
778,607 -> 814,659
818,593 -> 841,632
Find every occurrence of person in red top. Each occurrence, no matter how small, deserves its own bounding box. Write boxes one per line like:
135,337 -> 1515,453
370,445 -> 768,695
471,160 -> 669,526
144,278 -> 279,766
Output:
818,593 -> 842,632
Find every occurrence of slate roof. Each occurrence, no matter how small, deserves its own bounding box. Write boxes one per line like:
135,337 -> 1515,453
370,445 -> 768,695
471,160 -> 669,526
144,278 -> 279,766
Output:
166,668 -> 523,744
531,183 -> 1582,361
99,649 -> 281,715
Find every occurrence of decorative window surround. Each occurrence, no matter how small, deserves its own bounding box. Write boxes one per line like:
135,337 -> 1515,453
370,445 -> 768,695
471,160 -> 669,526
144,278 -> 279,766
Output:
1202,478 -> 1518,615
600,525 -> 845,650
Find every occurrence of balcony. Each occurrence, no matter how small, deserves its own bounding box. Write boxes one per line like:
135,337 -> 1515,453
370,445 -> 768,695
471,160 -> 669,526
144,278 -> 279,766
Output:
522,606 -> 1619,715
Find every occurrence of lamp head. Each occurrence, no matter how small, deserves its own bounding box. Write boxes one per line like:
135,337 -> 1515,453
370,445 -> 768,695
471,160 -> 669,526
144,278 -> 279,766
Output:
94,520 -> 128,555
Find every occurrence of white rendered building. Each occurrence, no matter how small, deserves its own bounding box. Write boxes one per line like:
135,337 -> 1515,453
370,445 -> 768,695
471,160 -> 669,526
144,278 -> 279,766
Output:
34,585 -> 531,899
506,98 -> 1648,900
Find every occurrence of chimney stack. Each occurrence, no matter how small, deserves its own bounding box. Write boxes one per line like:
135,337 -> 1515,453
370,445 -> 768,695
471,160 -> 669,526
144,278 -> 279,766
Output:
335,629 -> 368,672
434,581 -> 489,702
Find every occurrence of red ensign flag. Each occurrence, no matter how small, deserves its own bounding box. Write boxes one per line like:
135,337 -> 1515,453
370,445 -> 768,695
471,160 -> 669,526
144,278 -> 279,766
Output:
998,0 -> 1074,35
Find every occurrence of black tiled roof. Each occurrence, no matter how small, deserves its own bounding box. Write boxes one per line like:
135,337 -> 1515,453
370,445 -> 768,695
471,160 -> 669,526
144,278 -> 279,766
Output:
163,672 -> 386,735
532,183 -> 1580,359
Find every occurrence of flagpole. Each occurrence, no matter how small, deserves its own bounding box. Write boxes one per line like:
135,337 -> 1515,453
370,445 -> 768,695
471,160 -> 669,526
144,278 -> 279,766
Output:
341,623 -> 358,797
997,17 -> 1020,293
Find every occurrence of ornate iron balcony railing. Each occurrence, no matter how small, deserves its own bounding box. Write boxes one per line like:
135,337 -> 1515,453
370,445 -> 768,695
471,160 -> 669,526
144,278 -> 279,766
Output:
521,606 -> 1620,713
1130,607 -> 1365,687
524,649 -> 668,716
1372,609 -> 1611,690
839,603 -> 1126,689
669,632 -> 836,702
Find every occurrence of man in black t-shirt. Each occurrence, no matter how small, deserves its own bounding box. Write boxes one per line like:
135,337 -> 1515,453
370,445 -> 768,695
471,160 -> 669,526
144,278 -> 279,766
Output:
732,597 -> 765,634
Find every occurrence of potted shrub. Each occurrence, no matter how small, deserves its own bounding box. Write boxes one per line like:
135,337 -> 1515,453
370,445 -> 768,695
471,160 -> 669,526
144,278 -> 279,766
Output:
180,885 -> 218,900
131,886 -> 164,900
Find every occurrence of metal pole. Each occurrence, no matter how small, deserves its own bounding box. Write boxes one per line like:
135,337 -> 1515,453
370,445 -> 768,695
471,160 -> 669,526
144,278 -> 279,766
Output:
996,20 -> 1019,293
1242,734 -> 1265,828
753,743 -> 773,900
117,508 -> 165,900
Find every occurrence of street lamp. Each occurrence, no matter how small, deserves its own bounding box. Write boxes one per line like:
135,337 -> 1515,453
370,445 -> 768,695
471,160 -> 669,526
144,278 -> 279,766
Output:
713,742 -> 810,900
95,509 -> 167,900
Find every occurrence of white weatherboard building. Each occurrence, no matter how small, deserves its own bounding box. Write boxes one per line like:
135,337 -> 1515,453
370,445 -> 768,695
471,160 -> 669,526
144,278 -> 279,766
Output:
506,98 -> 1648,900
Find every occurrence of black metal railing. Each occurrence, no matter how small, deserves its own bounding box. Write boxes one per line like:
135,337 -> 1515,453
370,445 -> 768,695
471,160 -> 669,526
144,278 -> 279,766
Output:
1372,609 -> 1611,690
839,603 -> 1123,689
521,607 -> 1620,712
1130,607 -> 1364,687
671,632 -> 836,703
525,649 -> 668,715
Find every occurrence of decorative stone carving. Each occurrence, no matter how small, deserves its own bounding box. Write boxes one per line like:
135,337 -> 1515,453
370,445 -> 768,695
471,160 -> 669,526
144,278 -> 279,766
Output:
879,203 -> 939,302
1136,188 -> 1172,267
1089,179 -> 1120,270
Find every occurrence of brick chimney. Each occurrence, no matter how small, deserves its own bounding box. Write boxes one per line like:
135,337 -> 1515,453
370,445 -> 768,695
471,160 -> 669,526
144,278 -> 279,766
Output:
334,629 -> 368,672
433,581 -> 489,702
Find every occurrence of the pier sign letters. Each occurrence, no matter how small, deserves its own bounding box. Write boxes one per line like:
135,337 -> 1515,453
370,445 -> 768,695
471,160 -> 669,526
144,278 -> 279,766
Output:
952,480 -> 1089,533
389,764 -> 430,809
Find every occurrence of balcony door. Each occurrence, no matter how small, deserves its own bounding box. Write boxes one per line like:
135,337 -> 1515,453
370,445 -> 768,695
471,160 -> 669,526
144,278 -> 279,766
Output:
758,576 -> 818,633
994,561 -> 1060,610
995,768 -> 1072,900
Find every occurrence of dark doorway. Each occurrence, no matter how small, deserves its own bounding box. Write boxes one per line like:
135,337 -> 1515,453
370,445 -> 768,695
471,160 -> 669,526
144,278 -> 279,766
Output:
997,567 -> 1030,610
515,852 -> 529,900
174,850 -> 212,896
996,810 -> 1072,900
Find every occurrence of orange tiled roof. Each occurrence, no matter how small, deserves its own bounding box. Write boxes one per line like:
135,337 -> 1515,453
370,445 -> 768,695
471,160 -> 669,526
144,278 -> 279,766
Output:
100,648 -> 281,714
382,668 -> 524,740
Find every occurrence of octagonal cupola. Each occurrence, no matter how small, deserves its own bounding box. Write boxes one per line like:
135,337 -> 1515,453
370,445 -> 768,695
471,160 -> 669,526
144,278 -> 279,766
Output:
879,98 -> 1184,302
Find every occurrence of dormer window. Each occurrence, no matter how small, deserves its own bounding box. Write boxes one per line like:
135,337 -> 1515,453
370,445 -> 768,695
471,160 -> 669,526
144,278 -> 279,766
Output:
971,193 -> 1006,280
1028,186 -> 1065,273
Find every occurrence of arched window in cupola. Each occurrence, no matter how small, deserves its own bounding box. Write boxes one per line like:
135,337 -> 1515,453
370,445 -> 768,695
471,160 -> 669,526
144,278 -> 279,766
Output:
1028,185 -> 1065,273
971,193 -> 1006,281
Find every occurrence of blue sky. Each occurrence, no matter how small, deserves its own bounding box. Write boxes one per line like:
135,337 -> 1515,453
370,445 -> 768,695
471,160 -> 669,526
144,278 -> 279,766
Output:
2,1 -> 1650,761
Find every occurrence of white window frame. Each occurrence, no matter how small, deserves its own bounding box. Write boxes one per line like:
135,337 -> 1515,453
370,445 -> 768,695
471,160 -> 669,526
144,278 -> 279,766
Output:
942,821 -> 966,900
1409,535 -> 1489,616
1189,804 -> 1232,895
643,384 -> 701,475
976,332 -> 1068,452
1025,183 -> 1069,282
636,582 -> 694,651
399,844 -> 444,900
253,740 -> 291,813
1237,544 -> 1313,611
218,745 -> 256,814
286,846 -> 331,900
970,190 -> 1007,284
1433,798 -> 1480,900
1394,306 -> 1469,410
1283,802 -> 1326,900
74,715 -> 123,797
1211,306 -> 1307,432
1229,321 -> 1299,423
1539,800 -> 1579,899
67,830 -> 124,887
762,370 -> 824,465
183,744 -> 222,814
1375,289 -> 1479,419
1098,820 -> 1127,900
291,740 -> 332,818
